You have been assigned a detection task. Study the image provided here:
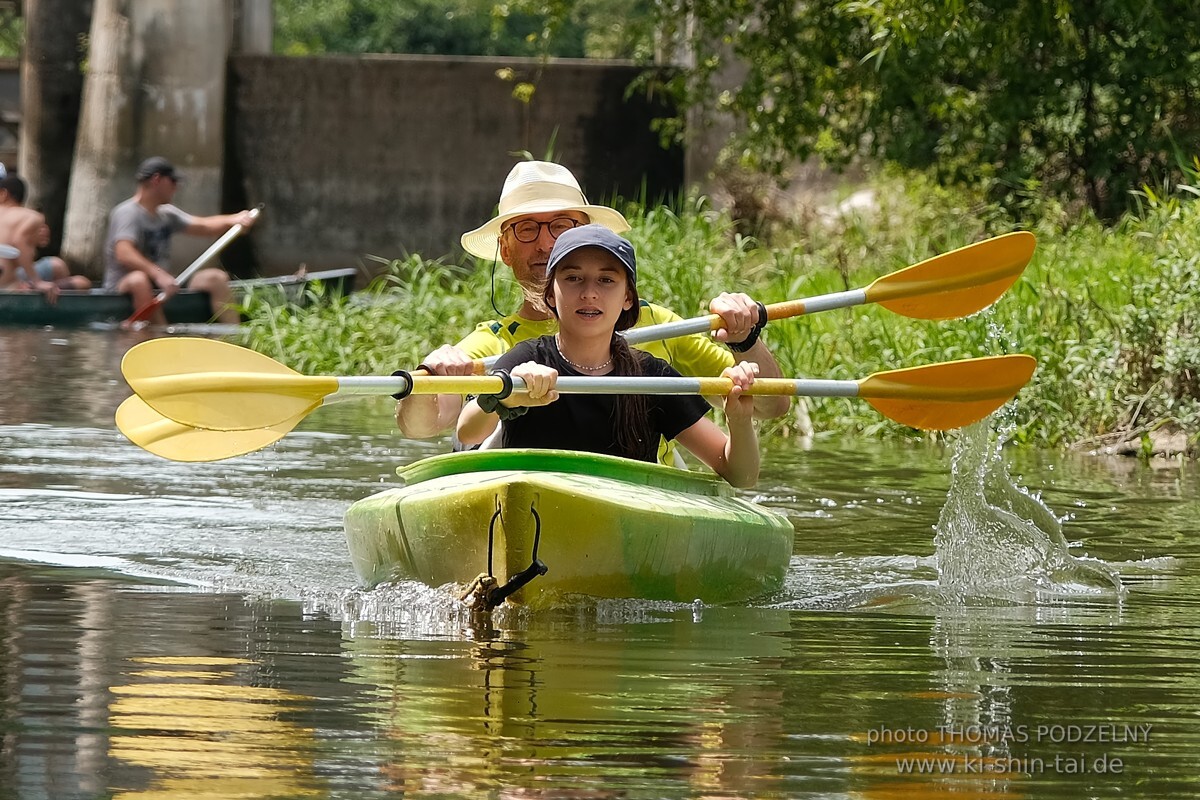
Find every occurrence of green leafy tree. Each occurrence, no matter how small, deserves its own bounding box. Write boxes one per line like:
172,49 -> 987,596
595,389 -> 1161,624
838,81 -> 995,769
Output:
661,1 -> 1200,220
274,0 -> 655,59
274,0 -> 578,56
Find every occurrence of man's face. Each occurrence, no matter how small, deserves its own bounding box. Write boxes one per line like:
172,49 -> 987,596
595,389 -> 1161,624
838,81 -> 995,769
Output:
498,210 -> 590,288
150,173 -> 178,203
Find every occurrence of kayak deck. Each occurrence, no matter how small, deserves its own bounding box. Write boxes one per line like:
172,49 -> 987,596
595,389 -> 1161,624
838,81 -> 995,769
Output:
344,449 -> 794,607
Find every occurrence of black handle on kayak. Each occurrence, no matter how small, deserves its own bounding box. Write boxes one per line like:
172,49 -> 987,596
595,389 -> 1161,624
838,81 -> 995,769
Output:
483,501 -> 548,609
486,558 -> 549,609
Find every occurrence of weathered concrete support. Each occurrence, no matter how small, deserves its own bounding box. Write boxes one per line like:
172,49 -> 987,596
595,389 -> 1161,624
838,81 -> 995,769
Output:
59,0 -> 134,275
234,0 -> 273,55
18,0 -> 93,253
62,0 -> 234,276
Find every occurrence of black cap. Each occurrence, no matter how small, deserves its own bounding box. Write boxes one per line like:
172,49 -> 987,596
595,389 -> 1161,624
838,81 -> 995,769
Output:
136,156 -> 181,182
546,223 -> 636,282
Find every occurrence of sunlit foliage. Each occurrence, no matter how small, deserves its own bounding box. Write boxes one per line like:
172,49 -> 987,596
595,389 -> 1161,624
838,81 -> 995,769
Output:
659,1 -> 1200,221
273,0 -> 656,59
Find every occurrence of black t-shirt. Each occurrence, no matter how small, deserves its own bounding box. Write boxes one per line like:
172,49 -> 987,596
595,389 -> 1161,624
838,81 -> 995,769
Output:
491,336 -> 711,463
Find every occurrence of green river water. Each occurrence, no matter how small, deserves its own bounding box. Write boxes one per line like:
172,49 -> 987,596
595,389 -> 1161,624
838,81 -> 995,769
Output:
1,328 -> 1198,799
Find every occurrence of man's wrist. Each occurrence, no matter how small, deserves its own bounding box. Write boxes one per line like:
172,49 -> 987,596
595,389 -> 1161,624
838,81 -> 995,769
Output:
727,301 -> 769,353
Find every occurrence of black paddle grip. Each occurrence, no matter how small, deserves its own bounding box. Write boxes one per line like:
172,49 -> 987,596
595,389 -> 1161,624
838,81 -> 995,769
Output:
391,370 -> 414,400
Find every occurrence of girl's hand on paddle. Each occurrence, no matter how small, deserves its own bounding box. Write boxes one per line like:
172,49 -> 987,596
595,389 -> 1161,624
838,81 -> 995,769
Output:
507,361 -> 559,407
721,361 -> 758,422
420,344 -> 476,377
709,292 -> 761,346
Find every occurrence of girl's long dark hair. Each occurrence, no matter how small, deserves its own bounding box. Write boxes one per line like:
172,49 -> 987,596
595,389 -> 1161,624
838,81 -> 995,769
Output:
541,268 -> 651,460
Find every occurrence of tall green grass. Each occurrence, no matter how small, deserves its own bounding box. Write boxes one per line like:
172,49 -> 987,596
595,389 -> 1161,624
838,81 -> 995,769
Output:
239,171 -> 1199,455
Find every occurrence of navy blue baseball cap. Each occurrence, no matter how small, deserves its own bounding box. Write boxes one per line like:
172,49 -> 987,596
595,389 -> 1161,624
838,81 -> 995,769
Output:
546,223 -> 636,283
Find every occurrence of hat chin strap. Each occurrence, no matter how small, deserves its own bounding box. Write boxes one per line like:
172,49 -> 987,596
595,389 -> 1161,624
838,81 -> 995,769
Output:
489,241 -> 507,318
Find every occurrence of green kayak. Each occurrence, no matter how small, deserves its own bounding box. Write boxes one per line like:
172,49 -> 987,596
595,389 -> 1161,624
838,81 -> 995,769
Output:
343,449 -> 794,608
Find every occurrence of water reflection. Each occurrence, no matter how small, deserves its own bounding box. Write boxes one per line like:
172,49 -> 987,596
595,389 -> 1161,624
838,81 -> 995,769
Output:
0,565 -> 361,799
109,656 -> 322,799
0,328 -> 150,428
344,605 -> 793,798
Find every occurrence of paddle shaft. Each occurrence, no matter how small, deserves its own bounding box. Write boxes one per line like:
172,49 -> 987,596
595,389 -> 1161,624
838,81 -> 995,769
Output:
122,343 -> 1036,444
476,287 -> 894,367
178,205 -> 262,287
476,292 -> 857,368
350,374 -> 850,398
620,246 -> 1032,344
615,291 -> 869,349
477,232 -> 1034,364
133,371 -> 847,401
344,373 -> 1028,403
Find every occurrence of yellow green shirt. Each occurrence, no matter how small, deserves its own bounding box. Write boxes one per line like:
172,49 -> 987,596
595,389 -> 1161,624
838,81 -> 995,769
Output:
456,301 -> 736,465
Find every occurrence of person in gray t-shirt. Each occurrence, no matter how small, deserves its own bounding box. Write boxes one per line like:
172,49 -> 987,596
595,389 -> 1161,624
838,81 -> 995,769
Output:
104,156 -> 257,325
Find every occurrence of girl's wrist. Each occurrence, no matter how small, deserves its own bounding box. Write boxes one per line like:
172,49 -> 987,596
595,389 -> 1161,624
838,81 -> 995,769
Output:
727,413 -> 756,430
477,393 -> 528,420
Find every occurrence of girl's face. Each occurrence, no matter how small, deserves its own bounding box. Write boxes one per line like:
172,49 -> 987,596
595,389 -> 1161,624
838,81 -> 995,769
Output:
547,248 -> 633,336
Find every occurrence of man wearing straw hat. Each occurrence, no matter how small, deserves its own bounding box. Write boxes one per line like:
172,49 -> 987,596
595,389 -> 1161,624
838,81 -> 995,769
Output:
396,161 -> 787,449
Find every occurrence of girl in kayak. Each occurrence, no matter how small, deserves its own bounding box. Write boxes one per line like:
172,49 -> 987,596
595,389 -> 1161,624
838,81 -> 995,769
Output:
456,224 -> 762,488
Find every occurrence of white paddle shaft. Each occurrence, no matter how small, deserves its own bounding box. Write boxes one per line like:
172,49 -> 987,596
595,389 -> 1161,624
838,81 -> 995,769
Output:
330,374 -> 860,399
478,288 -> 870,368
175,206 -> 261,287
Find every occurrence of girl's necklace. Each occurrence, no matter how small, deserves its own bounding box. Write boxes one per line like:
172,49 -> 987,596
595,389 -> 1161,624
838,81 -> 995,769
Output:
555,334 -> 612,372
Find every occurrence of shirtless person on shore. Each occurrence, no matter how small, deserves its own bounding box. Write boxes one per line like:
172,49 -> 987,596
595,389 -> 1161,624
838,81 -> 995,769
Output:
32,219 -> 91,290
0,175 -> 60,302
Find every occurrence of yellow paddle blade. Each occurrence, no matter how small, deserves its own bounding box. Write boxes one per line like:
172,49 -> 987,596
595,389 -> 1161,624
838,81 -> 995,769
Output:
115,396 -> 301,462
865,232 -> 1035,320
859,354 -> 1036,431
122,337 -> 338,430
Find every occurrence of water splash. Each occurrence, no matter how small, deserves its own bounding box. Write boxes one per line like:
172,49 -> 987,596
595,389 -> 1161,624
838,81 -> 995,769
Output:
934,421 -> 1124,603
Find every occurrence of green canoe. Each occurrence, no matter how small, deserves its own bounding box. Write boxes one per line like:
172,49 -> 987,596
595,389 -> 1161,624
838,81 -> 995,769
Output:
0,268 -> 358,327
343,449 -> 795,608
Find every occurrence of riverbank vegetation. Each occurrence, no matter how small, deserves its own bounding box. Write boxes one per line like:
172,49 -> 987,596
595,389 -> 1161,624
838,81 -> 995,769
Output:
239,164 -> 1200,457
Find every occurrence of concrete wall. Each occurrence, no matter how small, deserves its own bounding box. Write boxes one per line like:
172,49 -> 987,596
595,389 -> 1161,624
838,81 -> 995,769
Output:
227,54 -> 682,273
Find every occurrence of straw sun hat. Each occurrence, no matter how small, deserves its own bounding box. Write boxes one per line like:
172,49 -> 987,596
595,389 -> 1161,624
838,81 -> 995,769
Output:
460,161 -> 630,259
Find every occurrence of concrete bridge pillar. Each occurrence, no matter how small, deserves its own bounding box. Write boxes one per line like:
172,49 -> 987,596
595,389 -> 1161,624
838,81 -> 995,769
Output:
19,0 -> 93,255
235,0 -> 273,54
62,0 -> 237,275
